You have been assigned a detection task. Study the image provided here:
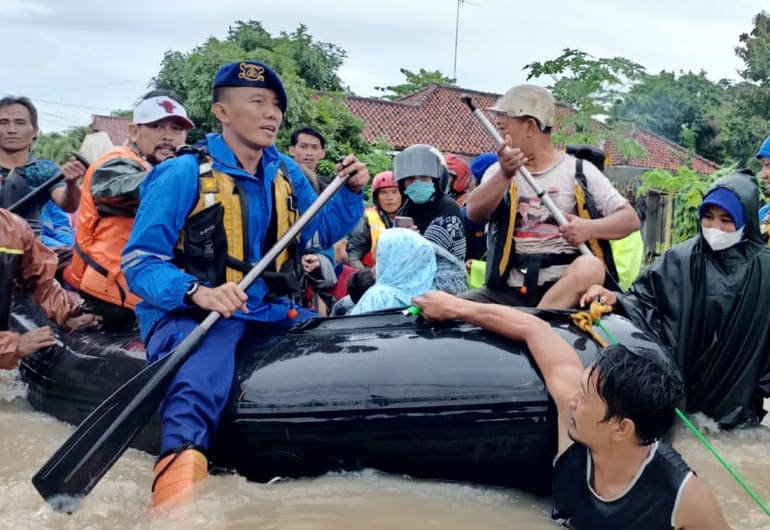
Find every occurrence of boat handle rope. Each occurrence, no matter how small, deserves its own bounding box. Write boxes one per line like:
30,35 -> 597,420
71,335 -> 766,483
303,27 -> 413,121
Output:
571,301 -> 770,518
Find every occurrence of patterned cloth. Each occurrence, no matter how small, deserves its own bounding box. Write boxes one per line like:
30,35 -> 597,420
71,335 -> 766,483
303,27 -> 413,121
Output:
424,216 -> 469,295
424,215 -> 466,262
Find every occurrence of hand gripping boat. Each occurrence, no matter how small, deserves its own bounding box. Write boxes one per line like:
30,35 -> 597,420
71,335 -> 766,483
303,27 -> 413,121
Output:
13,295 -> 662,494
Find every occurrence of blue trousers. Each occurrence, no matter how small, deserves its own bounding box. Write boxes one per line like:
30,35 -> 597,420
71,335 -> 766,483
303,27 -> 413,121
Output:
147,308 -> 315,454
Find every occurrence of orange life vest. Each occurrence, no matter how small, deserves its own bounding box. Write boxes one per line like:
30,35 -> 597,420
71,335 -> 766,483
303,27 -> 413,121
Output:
70,146 -> 149,309
362,207 -> 386,267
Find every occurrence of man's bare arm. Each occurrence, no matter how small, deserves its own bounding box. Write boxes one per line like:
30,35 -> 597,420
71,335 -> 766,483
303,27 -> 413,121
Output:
412,292 -> 584,455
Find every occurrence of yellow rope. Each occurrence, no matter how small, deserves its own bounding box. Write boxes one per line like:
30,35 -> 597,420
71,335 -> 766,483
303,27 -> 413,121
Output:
570,301 -> 613,348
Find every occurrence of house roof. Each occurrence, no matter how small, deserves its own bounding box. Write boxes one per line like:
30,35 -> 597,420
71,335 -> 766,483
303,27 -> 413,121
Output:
343,84 -> 502,157
603,128 -> 720,174
89,83 -> 721,175
90,115 -> 130,146
342,83 -> 720,174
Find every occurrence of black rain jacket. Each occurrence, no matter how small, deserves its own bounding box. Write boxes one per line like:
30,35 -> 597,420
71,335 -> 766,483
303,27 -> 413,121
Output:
617,171 -> 770,428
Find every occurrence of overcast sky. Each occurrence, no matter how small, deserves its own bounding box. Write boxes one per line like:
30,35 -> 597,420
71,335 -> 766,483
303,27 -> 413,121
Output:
2,0 -> 766,132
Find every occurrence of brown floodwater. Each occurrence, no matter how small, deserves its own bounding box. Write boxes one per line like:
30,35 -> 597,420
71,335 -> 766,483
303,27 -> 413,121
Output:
1,371 -> 768,530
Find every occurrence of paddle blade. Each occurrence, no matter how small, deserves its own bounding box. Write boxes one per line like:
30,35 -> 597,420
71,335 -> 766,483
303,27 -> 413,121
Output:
31,354 -> 172,508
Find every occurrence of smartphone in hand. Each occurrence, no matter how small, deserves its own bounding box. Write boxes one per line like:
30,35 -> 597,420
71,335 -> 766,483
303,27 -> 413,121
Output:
394,216 -> 414,228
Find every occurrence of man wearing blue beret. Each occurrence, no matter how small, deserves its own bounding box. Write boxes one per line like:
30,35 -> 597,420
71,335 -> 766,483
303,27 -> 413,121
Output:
122,60 -> 368,507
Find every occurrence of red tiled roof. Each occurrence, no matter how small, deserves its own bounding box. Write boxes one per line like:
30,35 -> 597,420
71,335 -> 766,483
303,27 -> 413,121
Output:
603,128 -> 720,174
91,84 -> 721,175
90,115 -> 130,146
342,84 -> 720,174
343,85 -> 502,157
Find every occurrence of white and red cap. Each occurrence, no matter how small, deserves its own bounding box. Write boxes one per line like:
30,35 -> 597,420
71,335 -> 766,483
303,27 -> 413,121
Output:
132,96 -> 194,129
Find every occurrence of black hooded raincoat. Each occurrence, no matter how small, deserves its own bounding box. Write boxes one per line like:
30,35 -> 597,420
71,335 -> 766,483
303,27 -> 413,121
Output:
617,171 -> 770,428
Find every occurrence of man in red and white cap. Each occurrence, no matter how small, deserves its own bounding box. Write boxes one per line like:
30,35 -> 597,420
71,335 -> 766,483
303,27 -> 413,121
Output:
68,89 -> 194,329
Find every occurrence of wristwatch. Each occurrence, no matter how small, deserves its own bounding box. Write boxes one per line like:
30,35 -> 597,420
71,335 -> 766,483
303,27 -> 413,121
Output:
183,281 -> 201,306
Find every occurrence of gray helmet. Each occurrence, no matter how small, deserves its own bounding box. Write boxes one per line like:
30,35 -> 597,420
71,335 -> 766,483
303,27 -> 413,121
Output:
393,144 -> 448,187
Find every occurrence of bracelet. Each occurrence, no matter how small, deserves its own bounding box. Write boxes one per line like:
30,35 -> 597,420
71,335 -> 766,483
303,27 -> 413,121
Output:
184,281 -> 200,306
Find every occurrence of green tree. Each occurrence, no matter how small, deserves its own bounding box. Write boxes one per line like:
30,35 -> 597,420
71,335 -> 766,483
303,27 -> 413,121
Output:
33,126 -> 88,164
151,20 -> 381,161
637,165 -> 734,244
719,12 -> 770,165
523,48 -> 646,157
611,71 -> 728,163
735,11 -> 770,85
716,82 -> 770,166
375,68 -> 456,100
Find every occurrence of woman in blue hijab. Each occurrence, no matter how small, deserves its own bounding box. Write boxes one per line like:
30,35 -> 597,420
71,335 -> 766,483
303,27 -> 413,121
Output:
582,171 -> 770,428
350,228 -> 437,314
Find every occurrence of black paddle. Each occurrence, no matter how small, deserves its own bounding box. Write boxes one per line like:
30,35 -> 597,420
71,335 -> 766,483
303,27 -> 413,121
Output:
7,171 -> 64,214
9,130 -> 113,215
32,170 -> 353,512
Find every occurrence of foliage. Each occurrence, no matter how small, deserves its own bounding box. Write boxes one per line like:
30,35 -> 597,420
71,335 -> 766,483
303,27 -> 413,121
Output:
523,48 -> 646,158
311,93 -> 376,176
716,11 -> 770,165
356,137 -> 394,204
735,11 -> 770,85
375,68 -> 456,100
110,109 -> 132,120
151,20 -> 377,157
611,71 -> 727,162
33,126 -> 89,164
637,165 -> 735,243
715,82 -> 770,166
525,49 -> 645,114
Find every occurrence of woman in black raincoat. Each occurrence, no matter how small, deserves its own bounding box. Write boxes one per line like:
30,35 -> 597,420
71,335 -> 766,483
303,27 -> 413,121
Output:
582,170 -> 770,428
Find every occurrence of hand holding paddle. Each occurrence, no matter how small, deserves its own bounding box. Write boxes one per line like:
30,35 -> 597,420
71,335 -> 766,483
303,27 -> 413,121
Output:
460,94 -> 591,256
32,166 -> 357,512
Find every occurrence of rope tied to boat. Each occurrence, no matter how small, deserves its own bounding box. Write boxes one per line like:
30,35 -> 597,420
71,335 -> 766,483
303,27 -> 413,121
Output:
570,301 -> 613,348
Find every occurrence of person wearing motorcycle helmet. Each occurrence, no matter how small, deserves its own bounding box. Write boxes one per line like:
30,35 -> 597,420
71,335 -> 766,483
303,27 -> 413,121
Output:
394,144 -> 465,242
347,170 -> 402,269
442,153 -> 473,207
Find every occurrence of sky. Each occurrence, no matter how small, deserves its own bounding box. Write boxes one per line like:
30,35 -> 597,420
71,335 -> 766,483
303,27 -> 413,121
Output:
2,0 -> 767,133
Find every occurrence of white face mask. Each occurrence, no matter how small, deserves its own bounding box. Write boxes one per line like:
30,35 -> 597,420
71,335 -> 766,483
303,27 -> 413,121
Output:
702,227 -> 744,251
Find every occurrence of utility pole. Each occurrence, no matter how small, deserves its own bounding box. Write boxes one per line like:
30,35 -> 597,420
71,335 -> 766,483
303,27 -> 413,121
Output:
453,0 -> 478,80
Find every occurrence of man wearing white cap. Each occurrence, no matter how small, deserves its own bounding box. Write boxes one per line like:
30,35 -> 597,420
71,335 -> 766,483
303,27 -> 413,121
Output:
69,89 -> 194,329
465,84 -> 640,309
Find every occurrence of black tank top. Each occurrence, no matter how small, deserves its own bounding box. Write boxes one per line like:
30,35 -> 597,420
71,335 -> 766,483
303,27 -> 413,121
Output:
552,441 -> 692,530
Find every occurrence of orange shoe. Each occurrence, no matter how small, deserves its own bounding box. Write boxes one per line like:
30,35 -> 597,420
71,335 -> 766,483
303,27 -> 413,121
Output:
152,448 -> 208,509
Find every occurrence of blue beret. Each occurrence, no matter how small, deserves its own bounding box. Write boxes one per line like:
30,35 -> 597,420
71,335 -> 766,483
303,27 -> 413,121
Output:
212,61 -> 287,113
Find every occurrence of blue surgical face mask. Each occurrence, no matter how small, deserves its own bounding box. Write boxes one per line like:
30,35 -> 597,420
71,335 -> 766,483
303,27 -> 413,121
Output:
405,180 -> 435,204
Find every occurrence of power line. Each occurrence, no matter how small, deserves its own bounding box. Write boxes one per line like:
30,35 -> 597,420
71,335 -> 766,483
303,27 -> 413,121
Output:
33,79 -> 146,97
0,92 -> 113,112
39,110 -> 83,121
38,114 -> 80,129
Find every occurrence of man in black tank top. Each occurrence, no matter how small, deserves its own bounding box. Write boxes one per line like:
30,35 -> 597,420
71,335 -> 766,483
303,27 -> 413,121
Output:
412,291 -> 731,530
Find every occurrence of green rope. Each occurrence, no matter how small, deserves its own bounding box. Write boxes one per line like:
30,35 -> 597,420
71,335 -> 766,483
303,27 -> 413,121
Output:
594,319 -> 770,518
